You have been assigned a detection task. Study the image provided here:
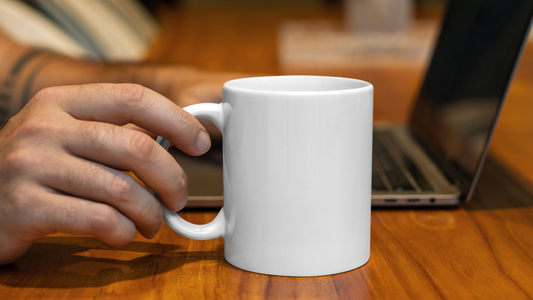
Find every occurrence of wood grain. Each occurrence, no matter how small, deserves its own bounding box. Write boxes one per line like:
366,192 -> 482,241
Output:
2,3 -> 533,299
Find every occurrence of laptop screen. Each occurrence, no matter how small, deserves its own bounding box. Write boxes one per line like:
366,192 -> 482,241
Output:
409,0 -> 533,196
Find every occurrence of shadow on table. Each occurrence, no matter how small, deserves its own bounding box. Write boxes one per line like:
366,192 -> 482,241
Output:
0,236 -> 223,288
464,156 -> 533,210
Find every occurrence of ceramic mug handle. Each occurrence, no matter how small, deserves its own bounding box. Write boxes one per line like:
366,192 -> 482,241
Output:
153,103 -> 226,240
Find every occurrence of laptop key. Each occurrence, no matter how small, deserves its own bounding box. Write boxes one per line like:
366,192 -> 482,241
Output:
397,148 -> 434,191
372,166 -> 388,191
373,136 -> 416,192
387,171 -> 416,191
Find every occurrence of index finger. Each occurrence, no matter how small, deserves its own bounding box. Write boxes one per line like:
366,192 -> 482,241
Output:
39,83 -> 211,156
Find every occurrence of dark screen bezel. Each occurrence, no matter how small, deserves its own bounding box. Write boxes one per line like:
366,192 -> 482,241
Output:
407,1 -> 533,202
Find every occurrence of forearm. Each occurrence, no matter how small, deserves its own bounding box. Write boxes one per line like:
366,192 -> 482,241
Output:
38,54 -> 179,88
26,54 -> 178,107
0,41 -> 187,122
0,37 -> 43,122
1,32 -> 238,128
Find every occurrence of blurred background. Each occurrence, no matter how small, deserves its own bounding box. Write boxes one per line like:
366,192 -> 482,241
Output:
0,0 -> 451,123
1,0 -> 532,190
1,0 -> 447,70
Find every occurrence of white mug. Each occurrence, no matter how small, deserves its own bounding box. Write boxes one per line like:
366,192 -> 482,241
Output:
155,75 -> 373,277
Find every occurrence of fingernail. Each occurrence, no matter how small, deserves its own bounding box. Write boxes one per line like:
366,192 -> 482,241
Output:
195,131 -> 211,154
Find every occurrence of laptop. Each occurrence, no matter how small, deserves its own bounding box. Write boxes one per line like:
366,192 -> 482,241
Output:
172,0 -> 533,208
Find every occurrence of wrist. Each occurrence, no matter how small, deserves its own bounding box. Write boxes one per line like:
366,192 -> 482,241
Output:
0,46 -> 54,120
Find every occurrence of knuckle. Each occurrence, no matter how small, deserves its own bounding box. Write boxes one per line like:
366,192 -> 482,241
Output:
89,205 -> 134,249
179,173 -> 188,191
4,147 -> 37,173
31,87 -> 62,105
108,174 -> 133,202
128,132 -> 157,161
163,171 -> 188,205
79,122 -> 116,150
118,84 -> 147,111
9,187 -> 37,216
16,115 -> 62,138
173,170 -> 188,194
173,110 -> 195,137
164,169 -> 187,199
141,200 -> 163,231
89,205 -> 119,235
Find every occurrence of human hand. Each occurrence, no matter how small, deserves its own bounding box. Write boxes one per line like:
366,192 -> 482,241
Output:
153,66 -> 242,107
0,83 -> 210,265
148,66 -> 245,135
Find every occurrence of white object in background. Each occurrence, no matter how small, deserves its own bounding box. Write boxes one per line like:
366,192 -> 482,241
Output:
156,76 -> 374,277
278,20 -> 438,69
345,0 -> 414,33
35,0 -> 158,62
0,0 -> 89,58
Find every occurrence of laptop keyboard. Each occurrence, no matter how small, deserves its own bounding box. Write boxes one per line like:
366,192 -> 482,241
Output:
372,132 -> 433,193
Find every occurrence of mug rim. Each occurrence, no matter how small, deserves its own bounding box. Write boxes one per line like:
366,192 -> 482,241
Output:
223,75 -> 373,95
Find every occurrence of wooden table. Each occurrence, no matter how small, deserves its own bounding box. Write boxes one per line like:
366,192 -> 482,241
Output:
2,4 -> 533,299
